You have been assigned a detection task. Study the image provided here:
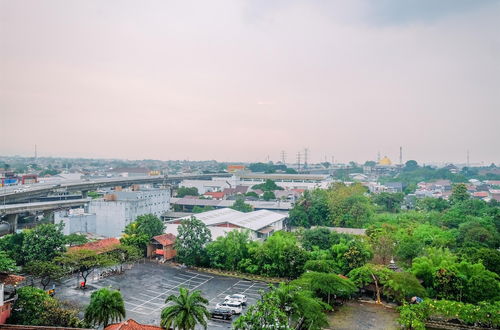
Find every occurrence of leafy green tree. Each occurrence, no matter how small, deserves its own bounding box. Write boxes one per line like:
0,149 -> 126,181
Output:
108,244 -> 142,272
294,271 -> 357,305
269,283 -> 330,330
133,214 -> 164,238
384,272 -> 427,303
327,183 -> 373,227
0,232 -> 25,265
301,227 -> 335,251
304,259 -> 340,273
251,179 -> 284,191
251,232 -> 309,278
24,261 -> 66,290
231,198 -> 253,213
84,288 -> 126,327
245,191 -> 259,198
450,183 -> 470,204
192,205 -> 215,213
404,160 -> 419,171
0,250 -> 17,272
22,223 -> 66,263
289,189 -> 330,227
234,293 -> 291,330
160,287 -> 210,330
175,217 -> 211,266
458,247 -> 500,275
9,286 -> 83,327
331,238 -> 373,274
416,197 -> 449,212
64,233 -> 89,247
347,264 -> 392,303
56,249 -> 117,287
262,191 -> 276,201
372,192 -> 404,213
205,230 -> 254,271
395,235 -> 424,266
176,186 -> 199,197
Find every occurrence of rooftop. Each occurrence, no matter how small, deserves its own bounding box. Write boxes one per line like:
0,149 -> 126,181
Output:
69,237 -> 120,254
152,233 -> 176,246
105,319 -> 162,330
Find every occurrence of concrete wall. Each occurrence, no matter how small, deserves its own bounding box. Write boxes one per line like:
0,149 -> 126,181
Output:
55,212 -> 97,235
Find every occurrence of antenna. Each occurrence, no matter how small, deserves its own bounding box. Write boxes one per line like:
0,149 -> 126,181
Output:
377,151 -> 381,163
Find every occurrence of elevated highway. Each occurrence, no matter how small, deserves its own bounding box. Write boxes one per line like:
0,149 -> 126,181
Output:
0,173 -> 231,204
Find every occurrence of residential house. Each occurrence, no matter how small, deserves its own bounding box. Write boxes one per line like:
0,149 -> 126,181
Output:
148,233 -> 176,261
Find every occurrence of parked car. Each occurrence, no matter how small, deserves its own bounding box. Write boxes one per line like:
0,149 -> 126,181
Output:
216,300 -> 243,314
224,294 -> 247,306
211,307 -> 233,320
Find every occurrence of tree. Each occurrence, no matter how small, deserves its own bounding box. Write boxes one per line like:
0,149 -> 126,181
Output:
262,191 -> 276,201
348,264 -> 392,304
192,205 -> 214,213
160,287 -> 210,330
0,232 -> 25,265
0,251 -> 17,272
450,183 -> 469,204
64,233 -> 89,247
294,272 -> 357,305
176,186 -> 199,197
372,192 -> 404,213
175,217 -> 211,266
384,272 -> 427,303
133,214 -> 164,238
302,227 -> 335,251
234,293 -> 291,330
22,223 -> 66,263
404,160 -> 419,171
251,179 -> 284,191
231,198 -> 253,213
84,288 -> 126,328
251,232 -> 309,278
56,249 -> 116,287
205,230 -> 254,271
108,245 -> 142,272
327,183 -> 373,228
330,238 -> 373,274
9,286 -> 83,327
24,261 -> 66,290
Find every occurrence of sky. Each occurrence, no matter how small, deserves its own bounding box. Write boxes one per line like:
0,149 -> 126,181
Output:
1,0 -> 499,165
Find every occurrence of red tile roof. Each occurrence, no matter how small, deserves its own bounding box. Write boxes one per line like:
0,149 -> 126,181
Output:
105,319 -> 162,330
0,273 -> 25,285
69,238 -> 120,254
204,191 -> 225,199
473,191 -> 489,197
152,233 -> 176,246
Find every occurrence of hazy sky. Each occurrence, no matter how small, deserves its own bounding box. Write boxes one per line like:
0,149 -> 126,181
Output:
1,0 -> 499,164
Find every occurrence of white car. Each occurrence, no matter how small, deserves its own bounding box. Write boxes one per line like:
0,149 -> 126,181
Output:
224,294 -> 247,306
215,300 -> 243,314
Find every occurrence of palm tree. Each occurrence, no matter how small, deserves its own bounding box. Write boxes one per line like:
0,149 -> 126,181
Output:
161,287 -> 210,330
84,287 -> 126,328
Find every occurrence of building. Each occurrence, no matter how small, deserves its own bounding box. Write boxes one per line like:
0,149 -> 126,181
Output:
105,319 -> 162,330
165,208 -> 286,241
147,233 -> 176,260
169,197 -> 292,213
55,208 -> 97,235
69,237 -> 121,254
88,188 -> 170,238
107,167 -> 151,177
227,165 -> 245,173
0,273 -> 25,324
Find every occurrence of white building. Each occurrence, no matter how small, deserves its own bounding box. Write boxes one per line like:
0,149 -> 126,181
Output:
165,208 -> 286,241
55,208 -> 97,235
179,173 -> 332,193
88,188 -> 170,237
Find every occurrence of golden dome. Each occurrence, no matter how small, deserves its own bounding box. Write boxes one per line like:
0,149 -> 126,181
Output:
379,156 -> 392,166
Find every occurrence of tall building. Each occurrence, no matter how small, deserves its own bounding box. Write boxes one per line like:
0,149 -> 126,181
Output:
88,187 -> 170,237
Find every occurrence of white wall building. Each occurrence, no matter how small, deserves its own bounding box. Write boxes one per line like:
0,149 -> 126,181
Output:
88,188 -> 170,237
165,208 -> 286,241
55,208 -> 97,235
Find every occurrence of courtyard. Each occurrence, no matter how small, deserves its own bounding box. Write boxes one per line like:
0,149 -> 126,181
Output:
56,262 -> 269,329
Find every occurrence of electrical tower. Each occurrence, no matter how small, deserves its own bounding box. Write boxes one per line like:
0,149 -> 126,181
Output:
297,152 -> 301,172
399,146 -> 403,165
281,150 -> 286,165
34,144 -> 37,163
304,148 -> 309,170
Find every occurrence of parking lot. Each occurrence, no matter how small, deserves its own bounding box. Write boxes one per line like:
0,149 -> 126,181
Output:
56,262 -> 269,328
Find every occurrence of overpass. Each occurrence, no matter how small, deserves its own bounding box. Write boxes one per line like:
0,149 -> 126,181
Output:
0,173 -> 231,204
0,199 -> 91,235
